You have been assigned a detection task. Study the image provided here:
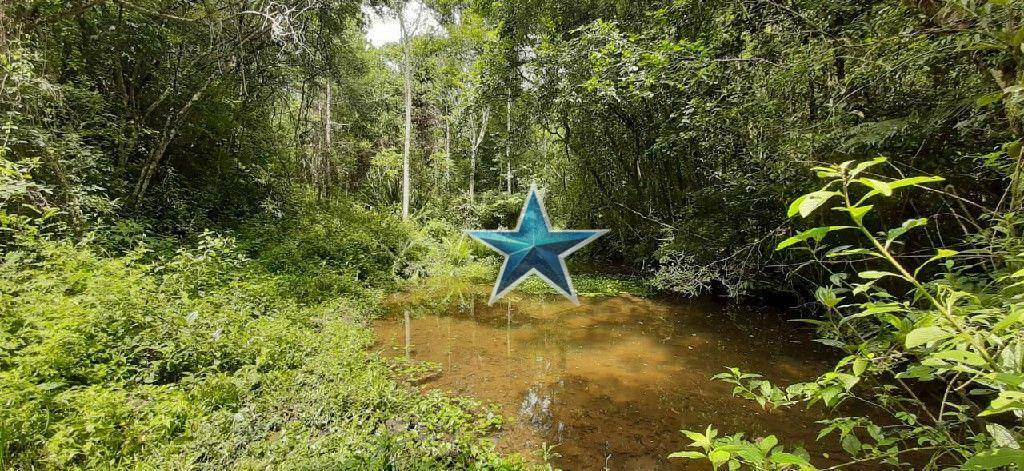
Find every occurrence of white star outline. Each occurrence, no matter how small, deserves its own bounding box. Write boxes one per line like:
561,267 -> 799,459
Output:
464,184 -> 608,305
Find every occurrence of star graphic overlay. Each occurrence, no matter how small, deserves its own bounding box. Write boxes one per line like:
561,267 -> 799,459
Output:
465,185 -> 607,305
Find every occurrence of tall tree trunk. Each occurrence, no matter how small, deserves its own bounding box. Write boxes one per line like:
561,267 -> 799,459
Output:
400,15 -> 413,220
505,94 -> 512,193
322,78 -> 332,200
470,142 -> 477,203
444,113 -> 451,190
469,107 -> 489,203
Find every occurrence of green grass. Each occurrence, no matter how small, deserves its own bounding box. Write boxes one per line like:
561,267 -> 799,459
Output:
515,273 -> 653,298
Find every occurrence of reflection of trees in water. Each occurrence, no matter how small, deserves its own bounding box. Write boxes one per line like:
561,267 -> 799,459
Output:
380,288 -> 837,469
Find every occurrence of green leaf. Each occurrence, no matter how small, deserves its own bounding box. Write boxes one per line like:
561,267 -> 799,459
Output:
682,430 -> 711,449
769,451 -> 810,466
857,178 -> 892,196
987,423 -> 1020,449
858,270 -> 899,280
757,435 -> 778,453
776,226 -> 852,250
841,433 -> 862,455
846,205 -> 873,224
848,157 -> 887,178
980,391 -> 1024,416
826,247 -> 881,258
886,218 -> 928,242
668,451 -> 706,459
886,175 -> 944,190
788,190 -> 841,218
913,248 -> 958,278
925,349 -> 986,367
905,326 -> 952,348
994,309 -> 1024,333
930,248 -> 957,262
853,358 -> 868,376
708,449 -> 730,467
962,448 -> 1024,469
977,91 -> 1005,107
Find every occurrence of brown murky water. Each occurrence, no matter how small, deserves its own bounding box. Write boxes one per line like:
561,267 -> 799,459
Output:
374,286 -> 846,470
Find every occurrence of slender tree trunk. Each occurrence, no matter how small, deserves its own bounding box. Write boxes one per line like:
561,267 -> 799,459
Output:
470,143 -> 477,202
469,108 -> 489,203
400,16 -> 413,220
130,71 -> 214,206
323,78 -> 332,200
444,114 -> 451,190
505,94 -> 512,193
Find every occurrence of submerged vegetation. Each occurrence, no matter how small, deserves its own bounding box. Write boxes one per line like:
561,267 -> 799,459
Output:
4,0 -> 1024,469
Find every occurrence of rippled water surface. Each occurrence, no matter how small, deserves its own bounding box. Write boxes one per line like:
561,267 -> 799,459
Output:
374,287 -> 844,470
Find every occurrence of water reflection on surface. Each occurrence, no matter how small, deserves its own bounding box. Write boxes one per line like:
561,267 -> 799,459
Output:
374,287 -> 843,470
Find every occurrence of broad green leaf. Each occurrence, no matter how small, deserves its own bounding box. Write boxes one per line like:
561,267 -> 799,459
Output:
962,448 -> 1024,469
928,248 -> 957,263
839,303 -> 903,324
905,326 -> 951,348
841,433 -> 862,455
846,205 -> 873,224
815,286 -> 843,308
848,157 -> 887,178
788,190 -> 841,218
682,430 -> 711,448
1004,267 -> 1024,279
925,349 -> 986,367
853,358 -> 868,376
757,435 -> 778,453
708,449 -> 730,467
981,391 -> 1024,416
857,178 -> 892,196
994,309 -> 1024,333
987,423 -> 1020,449
811,166 -> 840,178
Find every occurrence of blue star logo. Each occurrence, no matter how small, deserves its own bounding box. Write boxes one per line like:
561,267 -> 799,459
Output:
466,185 -> 607,305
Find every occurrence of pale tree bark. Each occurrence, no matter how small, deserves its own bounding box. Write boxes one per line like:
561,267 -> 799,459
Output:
321,78 -> 333,200
397,3 -> 423,220
444,112 -> 451,189
469,107 -> 489,203
505,92 -> 512,193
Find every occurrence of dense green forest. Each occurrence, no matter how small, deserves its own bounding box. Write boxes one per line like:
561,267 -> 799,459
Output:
4,0 -> 1024,469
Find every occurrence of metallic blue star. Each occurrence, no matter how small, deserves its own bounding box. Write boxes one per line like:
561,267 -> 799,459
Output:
466,185 -> 607,305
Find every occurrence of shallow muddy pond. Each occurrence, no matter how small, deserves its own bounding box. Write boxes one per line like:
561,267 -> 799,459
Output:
374,287 -> 846,470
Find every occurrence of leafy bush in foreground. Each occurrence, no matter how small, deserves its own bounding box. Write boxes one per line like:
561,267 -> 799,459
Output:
674,159 -> 1024,469
0,234 -> 523,470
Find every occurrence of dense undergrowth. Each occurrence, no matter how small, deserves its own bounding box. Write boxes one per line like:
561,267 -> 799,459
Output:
0,211 -> 527,469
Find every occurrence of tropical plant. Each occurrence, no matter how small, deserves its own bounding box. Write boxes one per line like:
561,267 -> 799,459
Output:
675,158 -> 1024,469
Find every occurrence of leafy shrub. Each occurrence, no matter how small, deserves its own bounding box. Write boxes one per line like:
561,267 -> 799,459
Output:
0,234 -> 523,470
399,218 -> 498,283
673,158 -> 1024,469
240,198 -> 410,304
